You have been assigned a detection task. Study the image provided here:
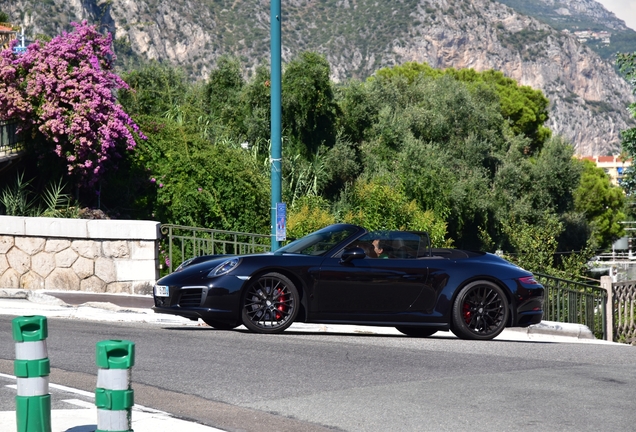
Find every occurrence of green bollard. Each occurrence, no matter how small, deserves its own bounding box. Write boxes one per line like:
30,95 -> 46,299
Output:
12,315 -> 51,432
95,340 -> 135,432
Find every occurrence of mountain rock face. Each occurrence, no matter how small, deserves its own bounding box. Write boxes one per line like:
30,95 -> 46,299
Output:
500,0 -> 631,31
2,0 -> 634,155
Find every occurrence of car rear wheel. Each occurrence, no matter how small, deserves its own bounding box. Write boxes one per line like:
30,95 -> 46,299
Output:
202,319 -> 239,330
241,272 -> 299,334
451,280 -> 509,340
395,327 -> 438,338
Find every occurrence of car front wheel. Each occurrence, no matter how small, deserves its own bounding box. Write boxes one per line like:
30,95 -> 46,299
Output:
451,280 -> 509,340
241,272 -> 299,334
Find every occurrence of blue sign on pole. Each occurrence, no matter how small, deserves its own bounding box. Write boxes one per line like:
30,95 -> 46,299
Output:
12,46 -> 26,55
276,202 -> 286,242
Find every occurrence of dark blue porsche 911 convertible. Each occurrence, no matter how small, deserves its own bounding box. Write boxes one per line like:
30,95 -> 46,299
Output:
153,224 -> 544,340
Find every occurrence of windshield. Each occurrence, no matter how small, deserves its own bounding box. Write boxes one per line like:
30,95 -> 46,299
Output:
277,225 -> 359,256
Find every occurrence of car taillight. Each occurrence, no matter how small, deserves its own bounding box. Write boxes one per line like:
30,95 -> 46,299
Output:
518,276 -> 539,285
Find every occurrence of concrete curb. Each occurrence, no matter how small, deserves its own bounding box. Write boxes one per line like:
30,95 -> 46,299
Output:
0,289 -> 29,300
527,321 -> 595,339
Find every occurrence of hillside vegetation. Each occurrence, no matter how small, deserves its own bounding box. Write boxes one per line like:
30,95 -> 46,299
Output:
2,18 -> 632,278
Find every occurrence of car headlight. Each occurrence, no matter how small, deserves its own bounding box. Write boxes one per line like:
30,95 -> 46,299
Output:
208,258 -> 240,277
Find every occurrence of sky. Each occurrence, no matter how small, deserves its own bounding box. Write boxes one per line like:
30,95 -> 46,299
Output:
596,0 -> 636,31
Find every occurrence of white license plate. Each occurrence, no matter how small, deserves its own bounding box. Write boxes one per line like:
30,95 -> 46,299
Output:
155,285 -> 169,297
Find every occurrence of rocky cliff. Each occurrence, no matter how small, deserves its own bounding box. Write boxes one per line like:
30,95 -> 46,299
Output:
1,0 -> 634,155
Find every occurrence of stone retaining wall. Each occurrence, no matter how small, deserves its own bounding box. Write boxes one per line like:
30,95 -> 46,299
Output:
0,216 -> 160,294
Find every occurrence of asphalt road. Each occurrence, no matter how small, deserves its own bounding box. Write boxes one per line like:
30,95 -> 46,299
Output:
0,316 -> 635,431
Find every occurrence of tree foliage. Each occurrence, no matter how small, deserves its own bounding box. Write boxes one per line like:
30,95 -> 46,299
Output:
574,160 -> 626,249
375,62 -> 551,151
340,178 -> 449,247
2,38 -> 609,279
617,53 -> 636,209
282,52 -> 339,157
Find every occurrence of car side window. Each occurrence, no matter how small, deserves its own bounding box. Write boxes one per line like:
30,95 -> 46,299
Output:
347,232 -> 422,259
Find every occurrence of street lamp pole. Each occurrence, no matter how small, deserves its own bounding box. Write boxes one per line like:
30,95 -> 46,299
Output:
270,0 -> 282,250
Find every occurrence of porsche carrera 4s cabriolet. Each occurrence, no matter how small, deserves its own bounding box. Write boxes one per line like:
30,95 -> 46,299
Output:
153,224 -> 544,340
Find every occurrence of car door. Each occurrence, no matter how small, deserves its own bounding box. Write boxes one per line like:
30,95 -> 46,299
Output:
311,254 -> 429,322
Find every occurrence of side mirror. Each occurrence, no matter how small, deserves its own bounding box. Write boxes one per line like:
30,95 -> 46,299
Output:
340,247 -> 366,264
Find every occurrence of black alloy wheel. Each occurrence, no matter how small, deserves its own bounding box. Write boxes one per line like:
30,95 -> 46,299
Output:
241,272 -> 299,334
395,327 -> 438,338
202,319 -> 239,330
451,280 -> 509,340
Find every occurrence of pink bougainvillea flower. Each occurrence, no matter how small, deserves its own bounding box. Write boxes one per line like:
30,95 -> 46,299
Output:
0,21 -> 146,186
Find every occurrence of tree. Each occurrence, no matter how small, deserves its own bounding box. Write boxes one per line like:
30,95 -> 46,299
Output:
0,21 -> 143,187
282,52 -> 339,157
340,177 -> 449,247
205,56 -> 246,134
617,52 -> 636,206
574,159 -> 626,249
119,62 -> 189,117
145,123 -> 270,233
375,62 -> 551,151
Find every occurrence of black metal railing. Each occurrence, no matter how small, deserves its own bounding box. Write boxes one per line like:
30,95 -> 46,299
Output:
612,280 -> 636,343
0,120 -> 25,157
535,273 -> 607,340
160,224 -> 271,274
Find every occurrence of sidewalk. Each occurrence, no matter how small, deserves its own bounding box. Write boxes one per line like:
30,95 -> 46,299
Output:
0,289 -> 225,432
0,288 -> 621,432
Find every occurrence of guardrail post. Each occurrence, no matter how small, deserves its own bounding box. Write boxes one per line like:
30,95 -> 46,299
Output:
601,276 -> 614,342
12,315 -> 51,432
95,340 -> 135,432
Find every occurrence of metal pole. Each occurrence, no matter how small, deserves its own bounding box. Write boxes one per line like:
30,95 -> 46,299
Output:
270,0 -> 282,251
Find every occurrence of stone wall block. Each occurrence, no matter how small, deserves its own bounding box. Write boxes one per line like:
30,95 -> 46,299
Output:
56,248 -> 79,268
105,282 -> 133,294
0,268 -> 20,288
95,257 -> 117,283
72,257 -> 94,279
20,271 -> 45,290
0,254 -> 9,276
132,281 -> 154,295
115,259 -> 157,282
102,241 -> 129,258
6,248 -> 30,275
45,268 -> 80,290
130,241 -> 157,260
0,236 -> 14,254
45,239 -> 71,253
72,240 -> 101,259
15,237 -> 46,255
80,276 -> 106,293
31,252 -> 56,278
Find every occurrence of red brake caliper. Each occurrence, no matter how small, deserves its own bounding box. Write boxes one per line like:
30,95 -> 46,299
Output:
463,302 -> 471,324
275,288 -> 286,320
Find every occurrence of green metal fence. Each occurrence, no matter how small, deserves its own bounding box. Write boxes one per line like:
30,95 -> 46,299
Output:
535,273 -> 607,340
160,224 -> 271,274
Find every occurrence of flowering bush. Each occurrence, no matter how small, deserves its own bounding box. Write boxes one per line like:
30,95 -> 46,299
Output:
0,21 -> 144,186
